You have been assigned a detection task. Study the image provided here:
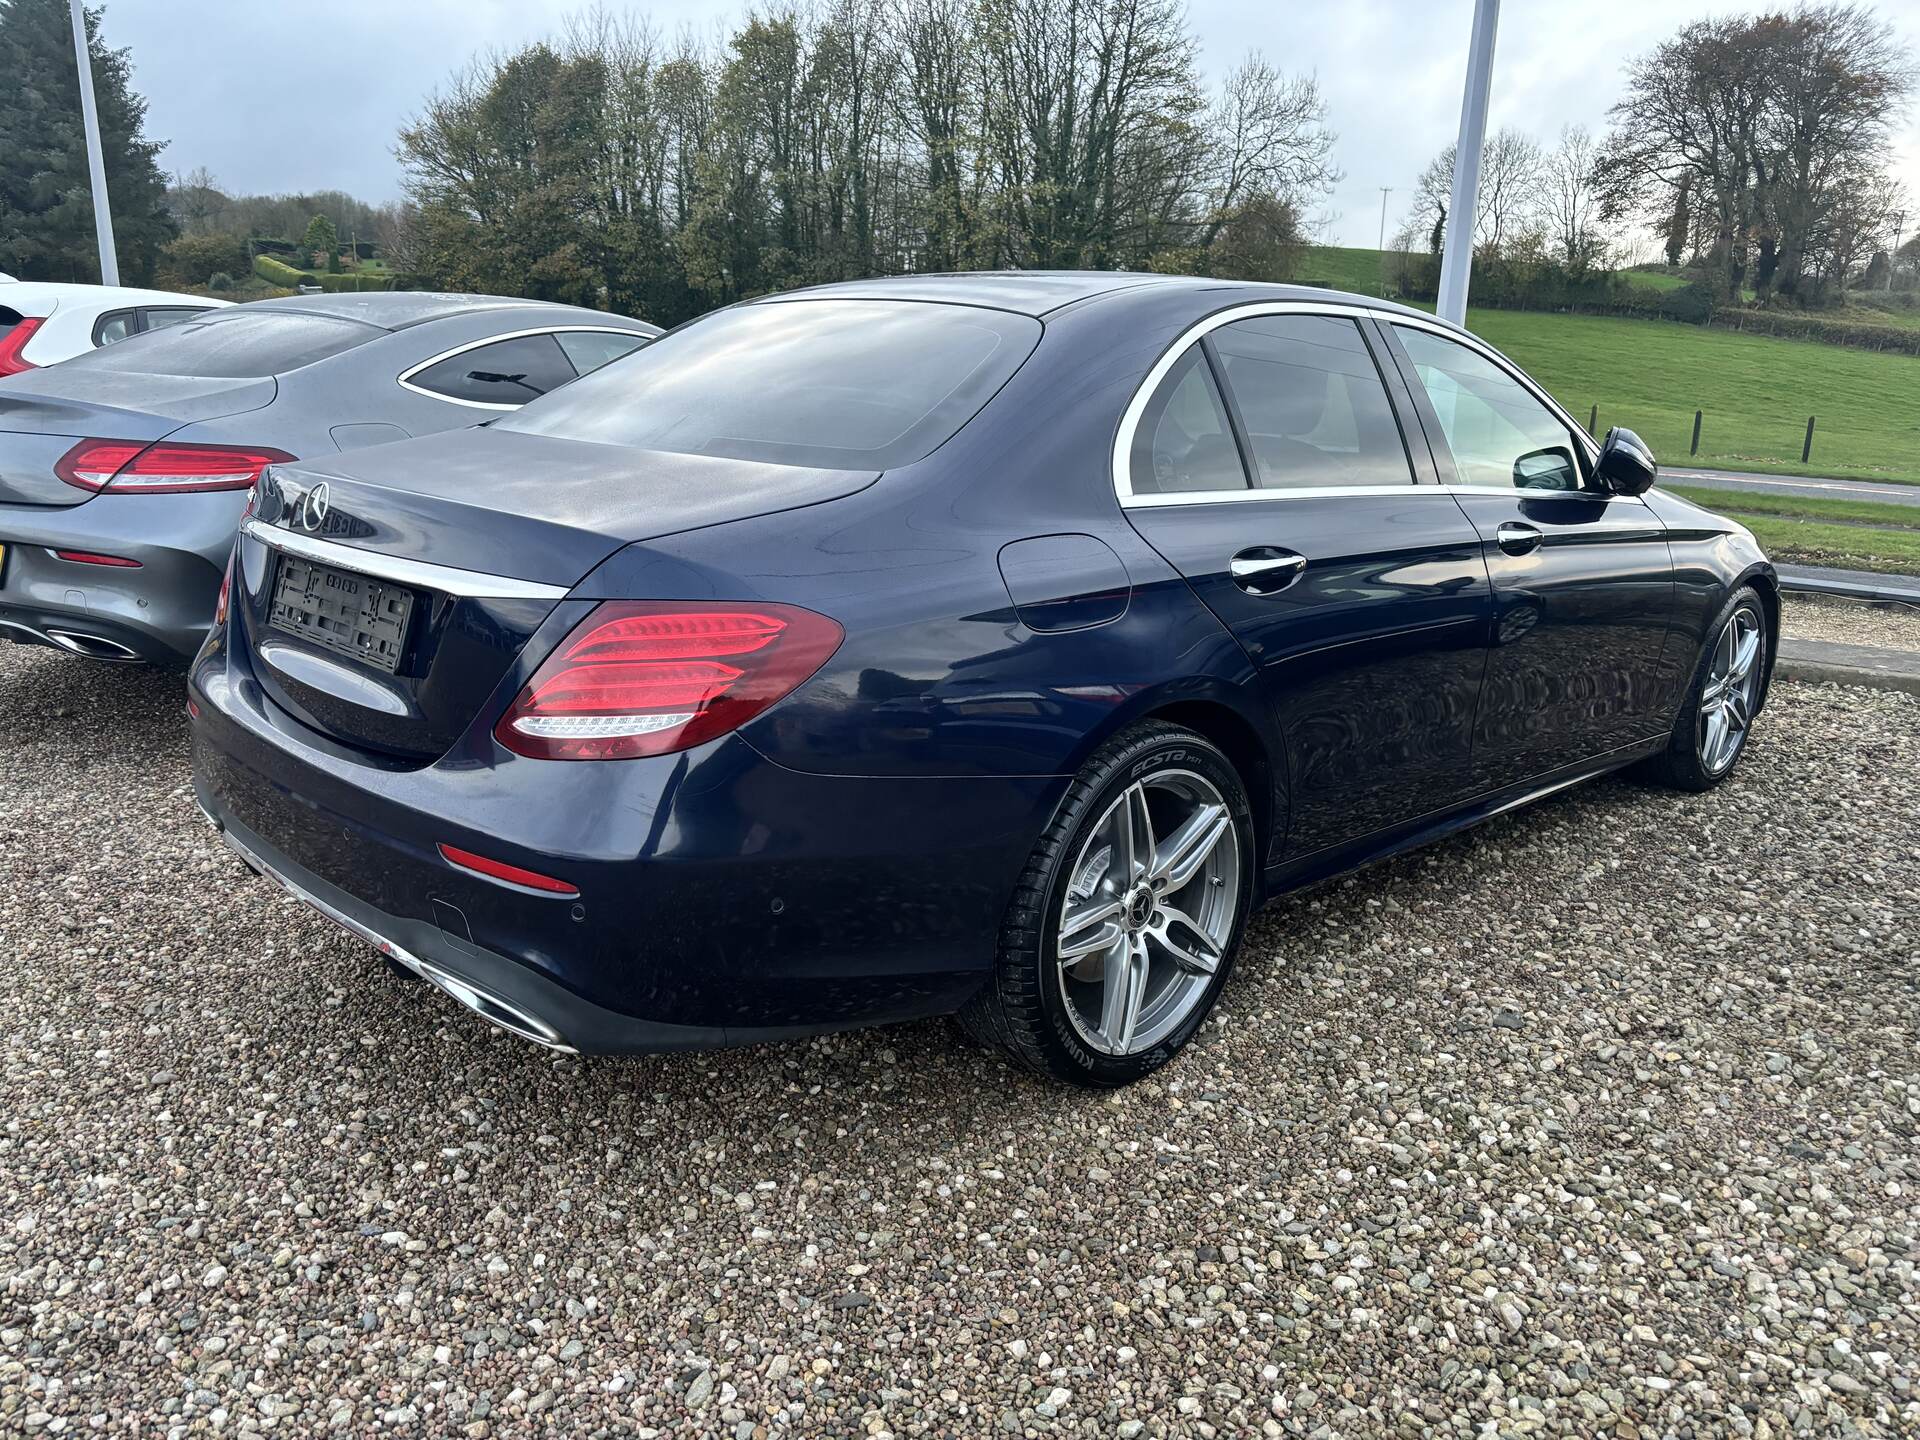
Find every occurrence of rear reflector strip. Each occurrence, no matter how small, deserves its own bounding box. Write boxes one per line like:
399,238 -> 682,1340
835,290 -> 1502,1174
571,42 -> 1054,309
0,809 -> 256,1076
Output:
437,842 -> 579,897
52,549 -> 141,568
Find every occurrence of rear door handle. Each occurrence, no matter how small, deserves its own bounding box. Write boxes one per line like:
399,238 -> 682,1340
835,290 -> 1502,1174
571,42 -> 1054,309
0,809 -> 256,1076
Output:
1229,547 -> 1308,596
1495,522 -> 1544,556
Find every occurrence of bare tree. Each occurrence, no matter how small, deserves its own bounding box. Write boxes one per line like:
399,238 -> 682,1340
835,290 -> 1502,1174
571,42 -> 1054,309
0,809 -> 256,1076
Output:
1199,55 -> 1336,247
1598,4 -> 1913,303
1541,124 -> 1604,270
1410,127 -> 1545,256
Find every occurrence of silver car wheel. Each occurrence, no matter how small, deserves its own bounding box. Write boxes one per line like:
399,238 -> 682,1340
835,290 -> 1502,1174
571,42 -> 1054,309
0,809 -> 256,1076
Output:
1698,604 -> 1763,775
1055,769 -> 1241,1057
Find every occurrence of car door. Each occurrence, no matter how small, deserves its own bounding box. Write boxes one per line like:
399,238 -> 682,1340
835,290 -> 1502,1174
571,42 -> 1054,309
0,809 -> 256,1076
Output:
1120,306 -> 1493,862
1382,321 -> 1674,791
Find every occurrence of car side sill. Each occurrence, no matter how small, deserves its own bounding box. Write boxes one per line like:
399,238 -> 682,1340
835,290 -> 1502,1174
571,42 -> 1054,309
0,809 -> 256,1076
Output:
1261,736 -> 1668,900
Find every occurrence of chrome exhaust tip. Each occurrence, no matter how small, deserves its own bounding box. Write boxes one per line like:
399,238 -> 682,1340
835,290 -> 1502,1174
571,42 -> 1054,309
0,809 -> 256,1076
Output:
411,958 -> 578,1054
215,820 -> 577,1055
44,628 -> 140,662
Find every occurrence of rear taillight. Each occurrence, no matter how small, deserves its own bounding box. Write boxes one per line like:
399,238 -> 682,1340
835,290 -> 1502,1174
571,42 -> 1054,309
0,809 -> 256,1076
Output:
0,317 -> 44,376
55,439 -> 294,495
495,601 -> 843,761
214,555 -> 233,626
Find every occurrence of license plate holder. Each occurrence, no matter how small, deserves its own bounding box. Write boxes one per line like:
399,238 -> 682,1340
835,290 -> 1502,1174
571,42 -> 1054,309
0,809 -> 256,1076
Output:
268,555 -> 413,673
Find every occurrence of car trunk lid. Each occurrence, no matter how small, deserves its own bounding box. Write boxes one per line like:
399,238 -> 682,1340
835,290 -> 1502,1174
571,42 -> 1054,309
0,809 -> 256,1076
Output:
235,427 -> 877,761
0,370 -> 275,506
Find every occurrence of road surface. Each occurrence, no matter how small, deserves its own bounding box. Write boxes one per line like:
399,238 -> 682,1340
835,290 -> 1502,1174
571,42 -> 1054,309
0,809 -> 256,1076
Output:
1657,465 -> 1920,510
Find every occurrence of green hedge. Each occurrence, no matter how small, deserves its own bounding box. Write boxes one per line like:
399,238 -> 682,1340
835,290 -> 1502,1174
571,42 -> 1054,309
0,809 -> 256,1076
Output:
251,254 -> 393,293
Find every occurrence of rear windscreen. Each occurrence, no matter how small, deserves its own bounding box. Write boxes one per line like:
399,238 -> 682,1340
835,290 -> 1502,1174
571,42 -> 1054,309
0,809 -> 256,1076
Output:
59,310 -> 376,379
498,299 -> 1041,470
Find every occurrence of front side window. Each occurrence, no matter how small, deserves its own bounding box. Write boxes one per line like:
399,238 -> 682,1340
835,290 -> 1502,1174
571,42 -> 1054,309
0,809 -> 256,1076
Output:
407,333 -> 578,407
500,299 -> 1041,471
1129,346 -> 1247,496
1210,315 -> 1413,489
555,329 -> 647,376
1394,326 -> 1584,492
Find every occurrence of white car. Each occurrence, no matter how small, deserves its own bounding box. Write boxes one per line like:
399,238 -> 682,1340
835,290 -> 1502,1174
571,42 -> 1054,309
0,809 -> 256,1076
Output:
0,282 -> 231,377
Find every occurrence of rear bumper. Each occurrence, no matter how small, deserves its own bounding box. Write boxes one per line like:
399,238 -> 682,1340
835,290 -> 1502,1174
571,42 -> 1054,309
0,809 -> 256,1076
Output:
199,798 -> 738,1055
0,491 -> 247,664
188,637 -> 1064,1054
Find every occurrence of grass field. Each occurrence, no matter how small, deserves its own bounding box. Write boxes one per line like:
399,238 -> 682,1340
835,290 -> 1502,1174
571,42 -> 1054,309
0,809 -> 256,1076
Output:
1665,482 -> 1920,575
1290,246 -> 1920,485
1467,309 -> 1920,485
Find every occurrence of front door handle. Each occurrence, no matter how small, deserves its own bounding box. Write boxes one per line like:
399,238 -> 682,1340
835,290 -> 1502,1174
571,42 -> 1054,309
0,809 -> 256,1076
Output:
1229,547 -> 1308,595
1495,521 -> 1544,556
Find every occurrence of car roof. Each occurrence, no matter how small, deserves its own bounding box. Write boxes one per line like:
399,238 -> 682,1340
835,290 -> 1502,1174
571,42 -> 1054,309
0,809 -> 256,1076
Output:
751,269 -> 1442,324
235,291 -> 652,333
0,281 -> 231,315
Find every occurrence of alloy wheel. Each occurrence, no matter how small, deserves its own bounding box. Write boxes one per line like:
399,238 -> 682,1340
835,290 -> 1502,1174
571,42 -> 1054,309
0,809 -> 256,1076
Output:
1055,770 -> 1241,1057
1698,604 -> 1763,775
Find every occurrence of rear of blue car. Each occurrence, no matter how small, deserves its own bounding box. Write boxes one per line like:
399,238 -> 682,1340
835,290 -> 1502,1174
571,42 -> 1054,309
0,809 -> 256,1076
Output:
187,298 -> 1061,1052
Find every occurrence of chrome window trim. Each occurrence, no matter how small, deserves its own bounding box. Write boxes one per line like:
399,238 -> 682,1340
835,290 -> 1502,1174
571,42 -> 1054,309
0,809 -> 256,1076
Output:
396,324 -> 649,412
1113,300 -> 1639,510
241,517 -> 571,600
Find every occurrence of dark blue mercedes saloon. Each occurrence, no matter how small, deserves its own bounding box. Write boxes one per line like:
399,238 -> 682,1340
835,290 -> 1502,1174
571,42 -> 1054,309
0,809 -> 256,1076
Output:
188,273 -> 1776,1086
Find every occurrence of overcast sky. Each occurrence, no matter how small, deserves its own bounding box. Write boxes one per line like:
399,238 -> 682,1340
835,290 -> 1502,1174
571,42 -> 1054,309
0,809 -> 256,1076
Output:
105,0 -> 1920,254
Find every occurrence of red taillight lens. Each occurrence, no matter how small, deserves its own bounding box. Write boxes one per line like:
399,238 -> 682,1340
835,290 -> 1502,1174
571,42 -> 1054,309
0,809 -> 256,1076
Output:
437,843 -> 579,897
0,317 -> 44,376
495,601 -> 843,761
214,555 -> 233,626
55,439 -> 295,495
52,549 -> 141,567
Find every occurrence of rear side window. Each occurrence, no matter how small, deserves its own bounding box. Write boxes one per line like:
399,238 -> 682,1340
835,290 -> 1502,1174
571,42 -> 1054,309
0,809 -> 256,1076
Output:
500,299 -> 1041,470
1209,316 -> 1413,489
94,309 -> 135,345
555,329 -> 647,375
1129,347 -> 1248,495
142,306 -> 207,331
405,333 -> 577,407
62,310 -> 375,378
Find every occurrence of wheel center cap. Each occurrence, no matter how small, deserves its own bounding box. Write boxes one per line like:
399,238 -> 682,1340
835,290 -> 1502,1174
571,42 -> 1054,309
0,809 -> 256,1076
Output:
1124,885 -> 1155,931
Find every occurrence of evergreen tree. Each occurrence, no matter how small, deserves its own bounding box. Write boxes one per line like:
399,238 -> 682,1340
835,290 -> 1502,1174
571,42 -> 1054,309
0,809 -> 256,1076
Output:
0,0 -> 174,283
303,212 -> 338,271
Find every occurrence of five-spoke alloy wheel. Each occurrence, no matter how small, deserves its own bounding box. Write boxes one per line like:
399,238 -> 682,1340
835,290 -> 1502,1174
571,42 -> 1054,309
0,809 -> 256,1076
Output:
1644,583 -> 1771,793
1698,604 -> 1764,776
963,721 -> 1254,1086
1055,770 -> 1239,1057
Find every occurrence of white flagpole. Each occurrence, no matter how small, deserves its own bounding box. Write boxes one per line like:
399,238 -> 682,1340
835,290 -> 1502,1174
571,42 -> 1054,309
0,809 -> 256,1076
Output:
69,0 -> 120,286
1436,0 -> 1500,326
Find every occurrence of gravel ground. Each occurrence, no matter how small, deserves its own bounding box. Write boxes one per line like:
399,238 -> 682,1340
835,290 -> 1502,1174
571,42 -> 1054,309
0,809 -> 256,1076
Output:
1781,595 -> 1920,652
1,641 -> 1916,1440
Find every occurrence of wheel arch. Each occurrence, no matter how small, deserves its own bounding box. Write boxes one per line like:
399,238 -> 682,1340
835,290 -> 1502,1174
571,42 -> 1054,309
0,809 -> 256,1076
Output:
1736,562 -> 1780,713
1140,696 -> 1282,874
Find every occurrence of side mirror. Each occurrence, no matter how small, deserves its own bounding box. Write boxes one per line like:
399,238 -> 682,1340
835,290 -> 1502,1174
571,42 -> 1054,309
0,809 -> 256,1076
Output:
1595,426 -> 1657,496
1513,446 -> 1580,492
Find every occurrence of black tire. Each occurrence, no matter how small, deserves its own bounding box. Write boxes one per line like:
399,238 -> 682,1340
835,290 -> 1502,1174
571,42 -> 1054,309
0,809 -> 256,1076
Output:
961,720 -> 1256,1087
1639,583 -> 1769,792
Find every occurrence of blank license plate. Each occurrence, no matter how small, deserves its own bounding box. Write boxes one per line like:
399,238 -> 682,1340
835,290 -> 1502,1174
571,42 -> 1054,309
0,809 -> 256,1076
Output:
268,556 -> 413,673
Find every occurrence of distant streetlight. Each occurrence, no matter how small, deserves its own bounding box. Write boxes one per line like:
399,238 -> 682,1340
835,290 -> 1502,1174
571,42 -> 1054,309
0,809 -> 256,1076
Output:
68,0 -> 119,286
1436,0 -> 1501,326
1376,187 -> 1394,253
